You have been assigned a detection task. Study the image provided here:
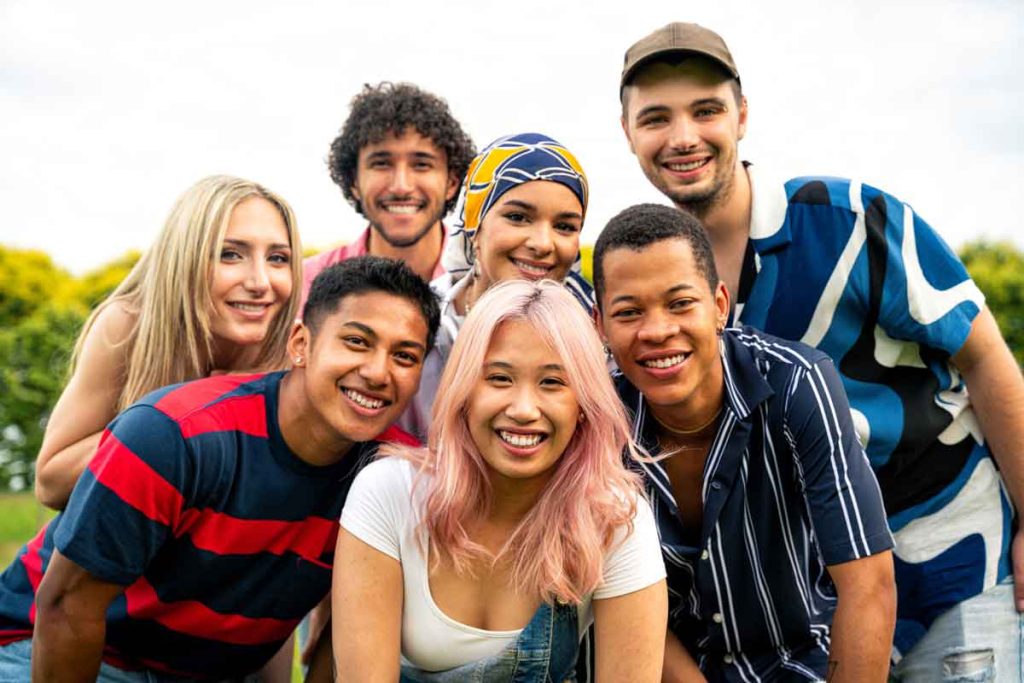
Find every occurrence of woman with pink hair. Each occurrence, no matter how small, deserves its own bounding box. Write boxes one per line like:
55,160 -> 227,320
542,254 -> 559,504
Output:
331,279 -> 667,681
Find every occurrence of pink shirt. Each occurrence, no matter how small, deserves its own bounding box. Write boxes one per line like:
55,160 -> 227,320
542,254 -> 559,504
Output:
299,225 -> 448,316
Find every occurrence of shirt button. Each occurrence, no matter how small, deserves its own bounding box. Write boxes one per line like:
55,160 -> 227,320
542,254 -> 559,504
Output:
710,481 -> 722,491
700,549 -> 709,560
723,654 -> 734,664
712,612 -> 723,624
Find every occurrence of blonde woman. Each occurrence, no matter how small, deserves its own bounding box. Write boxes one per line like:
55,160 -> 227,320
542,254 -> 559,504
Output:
34,175 -> 301,510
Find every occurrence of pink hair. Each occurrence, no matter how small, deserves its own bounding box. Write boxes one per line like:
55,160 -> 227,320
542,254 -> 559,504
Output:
381,279 -> 644,605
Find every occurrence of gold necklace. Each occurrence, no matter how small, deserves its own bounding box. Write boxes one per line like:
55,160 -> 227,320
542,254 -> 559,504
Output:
651,406 -> 723,437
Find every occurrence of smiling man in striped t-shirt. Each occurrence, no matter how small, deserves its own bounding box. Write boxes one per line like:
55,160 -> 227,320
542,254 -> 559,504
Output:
0,257 -> 438,682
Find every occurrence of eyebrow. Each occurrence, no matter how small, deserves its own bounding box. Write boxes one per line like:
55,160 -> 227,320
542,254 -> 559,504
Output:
485,360 -> 566,372
633,104 -> 670,121
223,238 -> 291,250
609,283 -> 697,306
501,199 -> 583,220
342,321 -> 426,352
691,97 -> 729,109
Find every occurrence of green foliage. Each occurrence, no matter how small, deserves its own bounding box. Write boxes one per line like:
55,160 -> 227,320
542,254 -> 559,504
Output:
0,248 -> 138,492
0,493 -> 55,567
959,241 -> 1024,366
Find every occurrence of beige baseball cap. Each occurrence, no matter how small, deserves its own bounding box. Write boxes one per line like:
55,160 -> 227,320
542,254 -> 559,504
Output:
621,22 -> 739,91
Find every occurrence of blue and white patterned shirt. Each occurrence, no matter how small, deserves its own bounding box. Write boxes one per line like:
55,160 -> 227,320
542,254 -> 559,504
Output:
738,164 -> 1013,657
618,328 -> 893,681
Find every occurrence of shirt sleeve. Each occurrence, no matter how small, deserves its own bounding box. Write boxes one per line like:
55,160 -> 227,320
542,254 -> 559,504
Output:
865,186 -> 983,356
593,493 -> 667,600
785,358 -> 894,565
339,457 -> 412,562
54,405 -> 191,586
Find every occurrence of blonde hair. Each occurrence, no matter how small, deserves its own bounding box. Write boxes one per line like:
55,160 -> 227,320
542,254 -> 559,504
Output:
70,175 -> 302,409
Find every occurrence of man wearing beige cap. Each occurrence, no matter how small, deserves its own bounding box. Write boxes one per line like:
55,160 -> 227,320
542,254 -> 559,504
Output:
618,22 -> 1024,683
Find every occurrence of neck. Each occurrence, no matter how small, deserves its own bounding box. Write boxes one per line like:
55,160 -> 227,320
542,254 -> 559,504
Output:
209,338 -> 262,374
276,370 -> 355,467
648,359 -> 726,436
367,222 -> 443,282
455,272 -> 491,317
487,471 -> 550,525
683,162 -> 752,248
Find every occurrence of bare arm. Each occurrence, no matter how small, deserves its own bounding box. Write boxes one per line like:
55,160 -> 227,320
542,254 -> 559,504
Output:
31,549 -> 126,683
331,528 -> 402,683
825,551 -> 896,682
662,629 -> 707,682
35,303 -> 134,510
593,580 -> 667,682
953,307 -> 1024,611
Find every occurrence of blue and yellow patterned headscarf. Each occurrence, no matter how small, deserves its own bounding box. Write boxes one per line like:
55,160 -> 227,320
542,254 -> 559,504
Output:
442,132 -> 589,278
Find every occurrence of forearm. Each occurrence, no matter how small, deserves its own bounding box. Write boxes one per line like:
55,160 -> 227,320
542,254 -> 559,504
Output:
31,604 -> 107,683
35,432 -> 103,510
827,591 -> 895,681
662,629 -> 706,682
259,633 -> 294,683
961,347 -> 1024,510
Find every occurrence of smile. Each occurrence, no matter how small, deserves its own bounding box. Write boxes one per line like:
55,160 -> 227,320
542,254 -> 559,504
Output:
497,430 -> 545,447
641,354 -> 687,369
664,158 -> 710,172
383,204 -> 421,215
228,302 -> 272,315
342,388 -> 390,410
510,258 -> 553,278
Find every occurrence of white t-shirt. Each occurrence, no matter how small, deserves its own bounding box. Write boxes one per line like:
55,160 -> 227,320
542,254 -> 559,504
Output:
340,456 -> 666,672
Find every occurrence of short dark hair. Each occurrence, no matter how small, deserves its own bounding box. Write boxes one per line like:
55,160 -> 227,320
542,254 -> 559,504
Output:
620,54 -> 742,114
593,203 -> 719,308
327,82 -> 476,216
303,256 -> 441,352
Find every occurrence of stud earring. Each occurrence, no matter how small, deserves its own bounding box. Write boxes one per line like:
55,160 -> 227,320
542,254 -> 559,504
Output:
294,356 -> 303,365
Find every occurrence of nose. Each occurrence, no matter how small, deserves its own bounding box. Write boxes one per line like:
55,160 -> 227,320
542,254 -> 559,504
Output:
637,308 -> 679,344
358,349 -> 389,389
524,223 -> 555,257
243,258 -> 270,294
667,114 -> 699,151
505,384 -> 541,424
390,161 -> 414,195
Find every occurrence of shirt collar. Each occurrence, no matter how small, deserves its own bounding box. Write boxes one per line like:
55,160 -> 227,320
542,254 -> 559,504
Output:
746,162 -> 792,253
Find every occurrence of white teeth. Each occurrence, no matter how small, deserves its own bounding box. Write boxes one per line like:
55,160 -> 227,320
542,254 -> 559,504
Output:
384,205 -> 419,214
642,354 -> 686,369
343,388 -> 385,409
498,431 -> 543,447
512,259 -> 551,275
231,303 -> 267,312
667,160 -> 706,171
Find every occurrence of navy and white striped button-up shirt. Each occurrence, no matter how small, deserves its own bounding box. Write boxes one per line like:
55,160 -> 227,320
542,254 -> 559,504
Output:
618,327 -> 893,682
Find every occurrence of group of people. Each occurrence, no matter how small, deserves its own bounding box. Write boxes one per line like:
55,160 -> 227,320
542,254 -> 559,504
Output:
0,21 -> 1020,683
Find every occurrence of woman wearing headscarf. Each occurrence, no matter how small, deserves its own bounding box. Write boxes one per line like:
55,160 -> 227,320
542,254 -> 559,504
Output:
400,132 -> 594,440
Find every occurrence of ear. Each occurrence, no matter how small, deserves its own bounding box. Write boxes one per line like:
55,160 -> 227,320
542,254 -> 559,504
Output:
445,171 -> 460,202
286,321 -> 310,368
620,114 -> 636,155
737,95 -> 749,142
714,281 -> 731,328
349,180 -> 362,203
594,305 -> 610,343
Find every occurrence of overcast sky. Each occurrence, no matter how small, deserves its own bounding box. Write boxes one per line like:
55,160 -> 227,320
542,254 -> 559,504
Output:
2,0 -> 1021,274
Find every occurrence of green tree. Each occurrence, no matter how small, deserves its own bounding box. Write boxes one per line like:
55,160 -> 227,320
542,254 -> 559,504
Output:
0,249 -> 138,491
959,241 -> 1024,366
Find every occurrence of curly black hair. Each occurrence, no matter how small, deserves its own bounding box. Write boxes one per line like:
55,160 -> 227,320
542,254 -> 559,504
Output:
327,82 -> 476,217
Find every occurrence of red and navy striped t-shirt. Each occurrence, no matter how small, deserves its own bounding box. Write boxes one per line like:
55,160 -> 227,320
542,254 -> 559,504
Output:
0,371 -> 415,679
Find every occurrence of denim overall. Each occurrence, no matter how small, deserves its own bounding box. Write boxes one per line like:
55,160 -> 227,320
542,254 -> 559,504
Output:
399,601 -> 579,683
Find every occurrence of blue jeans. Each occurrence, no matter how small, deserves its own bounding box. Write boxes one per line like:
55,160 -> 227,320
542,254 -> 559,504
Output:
0,638 -> 260,683
892,577 -> 1023,682
400,601 -> 579,682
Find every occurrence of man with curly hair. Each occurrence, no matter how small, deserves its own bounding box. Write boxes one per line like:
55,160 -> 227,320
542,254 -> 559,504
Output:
302,82 -> 475,306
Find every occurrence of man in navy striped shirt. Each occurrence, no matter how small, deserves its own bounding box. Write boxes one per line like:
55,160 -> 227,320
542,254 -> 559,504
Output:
595,204 -> 896,681
0,257 -> 438,681
618,22 -> 1024,681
